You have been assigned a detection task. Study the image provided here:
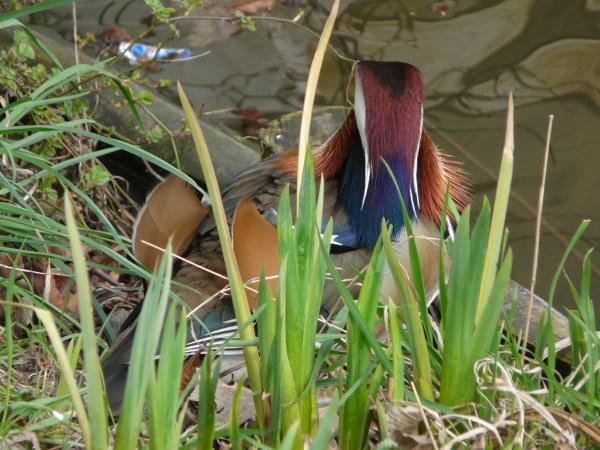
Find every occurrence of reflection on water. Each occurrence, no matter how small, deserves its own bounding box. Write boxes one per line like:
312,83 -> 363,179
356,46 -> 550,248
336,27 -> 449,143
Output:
27,0 -> 600,316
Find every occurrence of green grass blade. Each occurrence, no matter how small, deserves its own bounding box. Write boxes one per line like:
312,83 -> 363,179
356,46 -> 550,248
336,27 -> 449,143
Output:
2,268 -> 16,425
0,92 -> 88,116
257,274 -> 276,391
388,299 -> 405,402
34,308 -> 91,447
340,237 -> 385,448
64,191 -> 108,449
276,255 -> 302,446
279,423 -> 300,450
380,158 -> 433,344
229,378 -> 245,450
311,391 -> 339,450
148,305 -> 187,450
55,336 -> 82,408
319,238 -> 392,373
475,93 -> 514,324
0,0 -> 74,23
114,243 -> 173,449
197,351 -> 218,450
547,220 -> 590,306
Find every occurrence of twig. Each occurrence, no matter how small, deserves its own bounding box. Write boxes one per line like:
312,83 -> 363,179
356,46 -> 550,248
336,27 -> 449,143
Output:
411,382 -> 439,450
522,115 -> 553,354
71,2 -> 90,153
71,3 -> 80,69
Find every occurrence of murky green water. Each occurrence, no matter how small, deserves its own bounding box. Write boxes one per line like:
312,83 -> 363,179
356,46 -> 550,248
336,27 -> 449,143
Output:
28,0 -> 600,317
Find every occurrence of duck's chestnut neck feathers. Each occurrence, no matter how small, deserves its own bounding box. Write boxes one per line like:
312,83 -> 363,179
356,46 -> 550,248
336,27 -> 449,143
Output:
338,61 -> 425,247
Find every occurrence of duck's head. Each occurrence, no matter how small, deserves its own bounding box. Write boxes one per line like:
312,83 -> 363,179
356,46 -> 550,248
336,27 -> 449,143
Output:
277,60 -> 468,249
338,61 -> 426,247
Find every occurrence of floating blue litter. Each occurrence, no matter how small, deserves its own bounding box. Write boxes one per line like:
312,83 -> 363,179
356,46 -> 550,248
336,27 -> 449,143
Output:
118,42 -> 193,64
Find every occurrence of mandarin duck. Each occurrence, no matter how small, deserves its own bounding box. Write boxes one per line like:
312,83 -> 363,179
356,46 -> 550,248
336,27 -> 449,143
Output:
102,60 -> 469,412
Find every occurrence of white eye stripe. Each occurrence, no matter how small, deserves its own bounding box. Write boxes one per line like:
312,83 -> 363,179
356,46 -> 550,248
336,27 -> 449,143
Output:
409,187 -> 418,217
412,106 -> 423,211
354,73 -> 371,211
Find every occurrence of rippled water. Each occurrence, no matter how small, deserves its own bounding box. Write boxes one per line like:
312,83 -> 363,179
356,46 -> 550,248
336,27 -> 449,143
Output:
27,0 -> 600,317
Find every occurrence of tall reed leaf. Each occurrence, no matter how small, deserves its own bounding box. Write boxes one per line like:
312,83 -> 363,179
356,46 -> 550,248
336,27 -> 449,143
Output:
440,205 -> 512,407
270,153 -> 330,445
288,153 -> 328,436
177,82 -> 264,426
439,95 -> 515,406
474,93 -> 514,324
275,252 -> 301,445
296,0 -> 340,198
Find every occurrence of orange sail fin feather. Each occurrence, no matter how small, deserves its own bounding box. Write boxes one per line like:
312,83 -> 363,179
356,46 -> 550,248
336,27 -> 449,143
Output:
232,198 -> 279,309
133,175 -> 209,269
418,129 -> 470,226
275,112 -> 358,178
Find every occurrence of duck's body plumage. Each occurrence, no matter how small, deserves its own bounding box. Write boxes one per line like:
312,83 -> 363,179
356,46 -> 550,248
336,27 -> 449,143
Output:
102,60 -> 469,413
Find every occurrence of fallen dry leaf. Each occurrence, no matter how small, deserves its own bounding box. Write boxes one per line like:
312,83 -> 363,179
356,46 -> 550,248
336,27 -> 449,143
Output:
228,0 -> 276,15
31,259 -> 79,316
181,350 -> 203,395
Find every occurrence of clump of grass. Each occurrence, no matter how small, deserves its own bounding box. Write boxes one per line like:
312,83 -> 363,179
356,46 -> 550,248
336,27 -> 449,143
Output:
1,2 -> 599,449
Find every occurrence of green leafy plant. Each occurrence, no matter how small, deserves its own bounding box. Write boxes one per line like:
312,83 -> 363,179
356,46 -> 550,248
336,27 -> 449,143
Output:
338,237 -> 385,448
381,95 -> 515,408
233,11 -> 257,32
566,251 -> 599,419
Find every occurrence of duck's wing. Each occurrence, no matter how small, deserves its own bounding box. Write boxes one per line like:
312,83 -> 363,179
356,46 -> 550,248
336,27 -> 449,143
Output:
104,151 -> 355,415
197,156 -> 294,235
